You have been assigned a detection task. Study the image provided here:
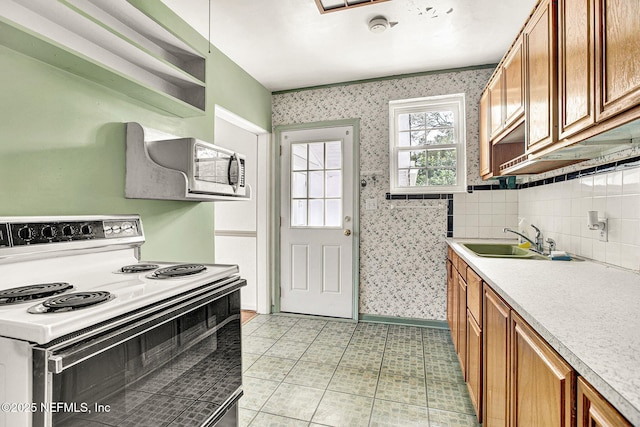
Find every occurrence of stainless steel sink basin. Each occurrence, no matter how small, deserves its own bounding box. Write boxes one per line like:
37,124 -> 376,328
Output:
461,243 -> 545,259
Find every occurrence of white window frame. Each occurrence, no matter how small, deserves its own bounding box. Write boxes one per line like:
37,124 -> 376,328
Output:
388,93 -> 467,194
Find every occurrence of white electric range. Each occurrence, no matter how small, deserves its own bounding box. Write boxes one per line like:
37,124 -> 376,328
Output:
0,215 -> 244,427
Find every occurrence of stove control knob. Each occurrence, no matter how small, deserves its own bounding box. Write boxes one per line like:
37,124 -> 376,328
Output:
62,225 -> 74,237
42,226 -> 57,239
18,226 -> 33,241
80,224 -> 93,235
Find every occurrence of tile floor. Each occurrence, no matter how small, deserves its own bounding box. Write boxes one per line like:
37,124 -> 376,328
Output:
239,314 -> 480,427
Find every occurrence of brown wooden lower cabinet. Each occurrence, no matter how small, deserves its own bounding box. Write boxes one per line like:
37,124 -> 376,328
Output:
577,377 -> 632,427
446,260 -> 454,331
483,284 -> 511,427
511,312 -> 575,427
466,310 -> 482,421
451,248 -> 630,427
450,267 -> 459,352
457,272 -> 467,379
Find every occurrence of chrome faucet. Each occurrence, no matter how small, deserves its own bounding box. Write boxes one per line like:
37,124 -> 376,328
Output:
503,225 -> 544,253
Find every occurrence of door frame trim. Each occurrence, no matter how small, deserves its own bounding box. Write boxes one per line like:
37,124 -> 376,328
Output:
214,105 -> 271,315
273,119 -> 360,321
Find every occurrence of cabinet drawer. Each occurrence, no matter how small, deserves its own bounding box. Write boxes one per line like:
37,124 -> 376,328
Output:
457,257 -> 468,283
451,251 -> 459,273
466,268 -> 482,324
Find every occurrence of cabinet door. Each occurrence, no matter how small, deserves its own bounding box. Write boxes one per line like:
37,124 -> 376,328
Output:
446,260 -> 455,331
503,36 -> 525,128
457,273 -> 467,379
511,312 -> 575,427
577,377 -> 631,427
595,0 -> 640,121
483,285 -> 510,427
450,270 -> 459,350
489,71 -> 504,139
479,91 -> 492,178
558,0 -> 596,139
467,311 -> 482,422
525,0 -> 557,152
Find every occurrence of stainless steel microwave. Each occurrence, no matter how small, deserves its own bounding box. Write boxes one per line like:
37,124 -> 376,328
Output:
146,138 -> 247,197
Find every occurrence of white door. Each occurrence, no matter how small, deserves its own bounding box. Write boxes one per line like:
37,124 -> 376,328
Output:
280,125 -> 354,318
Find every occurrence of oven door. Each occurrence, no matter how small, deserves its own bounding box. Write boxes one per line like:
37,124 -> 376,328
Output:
32,277 -> 245,427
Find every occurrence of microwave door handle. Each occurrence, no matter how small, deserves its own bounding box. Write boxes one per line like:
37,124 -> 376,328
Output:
228,154 -> 240,192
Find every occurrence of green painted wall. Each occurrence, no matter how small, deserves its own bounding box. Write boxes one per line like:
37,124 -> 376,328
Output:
0,6 -> 271,263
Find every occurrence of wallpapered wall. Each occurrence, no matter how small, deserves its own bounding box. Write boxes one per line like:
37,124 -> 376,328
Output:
272,68 -> 493,320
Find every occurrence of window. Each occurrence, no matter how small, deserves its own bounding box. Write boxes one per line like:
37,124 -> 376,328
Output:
291,140 -> 342,227
389,94 -> 467,194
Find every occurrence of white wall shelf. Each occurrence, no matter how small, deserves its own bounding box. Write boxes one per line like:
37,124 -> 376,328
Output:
0,0 -> 206,117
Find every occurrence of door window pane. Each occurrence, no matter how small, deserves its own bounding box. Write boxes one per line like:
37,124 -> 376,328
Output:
292,144 -> 307,170
308,200 -> 324,226
292,200 -> 307,226
326,171 -> 341,198
292,172 -> 307,198
308,143 -> 324,170
326,200 -> 342,227
325,141 -> 342,169
309,171 -> 324,198
290,140 -> 344,227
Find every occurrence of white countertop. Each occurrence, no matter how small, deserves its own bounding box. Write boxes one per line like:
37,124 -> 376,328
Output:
447,238 -> 640,426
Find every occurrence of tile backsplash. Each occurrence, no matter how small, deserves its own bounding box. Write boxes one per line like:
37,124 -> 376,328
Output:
519,167 -> 640,271
453,189 -> 519,239
453,166 -> 640,272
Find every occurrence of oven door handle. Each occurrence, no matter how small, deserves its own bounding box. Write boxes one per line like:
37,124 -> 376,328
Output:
41,277 -> 245,374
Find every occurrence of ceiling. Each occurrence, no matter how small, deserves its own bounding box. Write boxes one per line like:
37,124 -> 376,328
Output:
162,0 -> 538,92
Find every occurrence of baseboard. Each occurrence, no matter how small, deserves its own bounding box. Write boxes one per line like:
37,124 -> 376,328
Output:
358,314 -> 449,329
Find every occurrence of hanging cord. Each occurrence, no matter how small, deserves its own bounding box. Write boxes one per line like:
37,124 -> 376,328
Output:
208,0 -> 211,53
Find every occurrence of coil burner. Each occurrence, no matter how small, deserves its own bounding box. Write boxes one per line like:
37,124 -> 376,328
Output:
0,283 -> 74,305
118,264 -> 160,274
147,264 -> 207,280
28,291 -> 115,314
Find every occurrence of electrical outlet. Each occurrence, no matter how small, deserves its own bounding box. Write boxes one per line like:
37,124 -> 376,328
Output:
366,198 -> 377,210
598,218 -> 608,242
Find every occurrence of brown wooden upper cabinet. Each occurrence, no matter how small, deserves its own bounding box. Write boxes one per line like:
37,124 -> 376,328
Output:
525,0 -> 556,153
595,0 -> 640,121
503,37 -> 526,133
559,0 -> 640,139
479,91 -> 492,177
558,0 -> 596,140
489,72 -> 504,139
488,36 -> 525,143
480,0 -> 640,177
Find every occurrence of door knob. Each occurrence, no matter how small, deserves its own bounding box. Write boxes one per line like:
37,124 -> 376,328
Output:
344,229 -> 351,236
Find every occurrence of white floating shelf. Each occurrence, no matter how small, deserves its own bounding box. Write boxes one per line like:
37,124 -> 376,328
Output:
0,0 -> 206,117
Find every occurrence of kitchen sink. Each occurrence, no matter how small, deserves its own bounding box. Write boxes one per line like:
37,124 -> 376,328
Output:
461,243 -> 545,259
